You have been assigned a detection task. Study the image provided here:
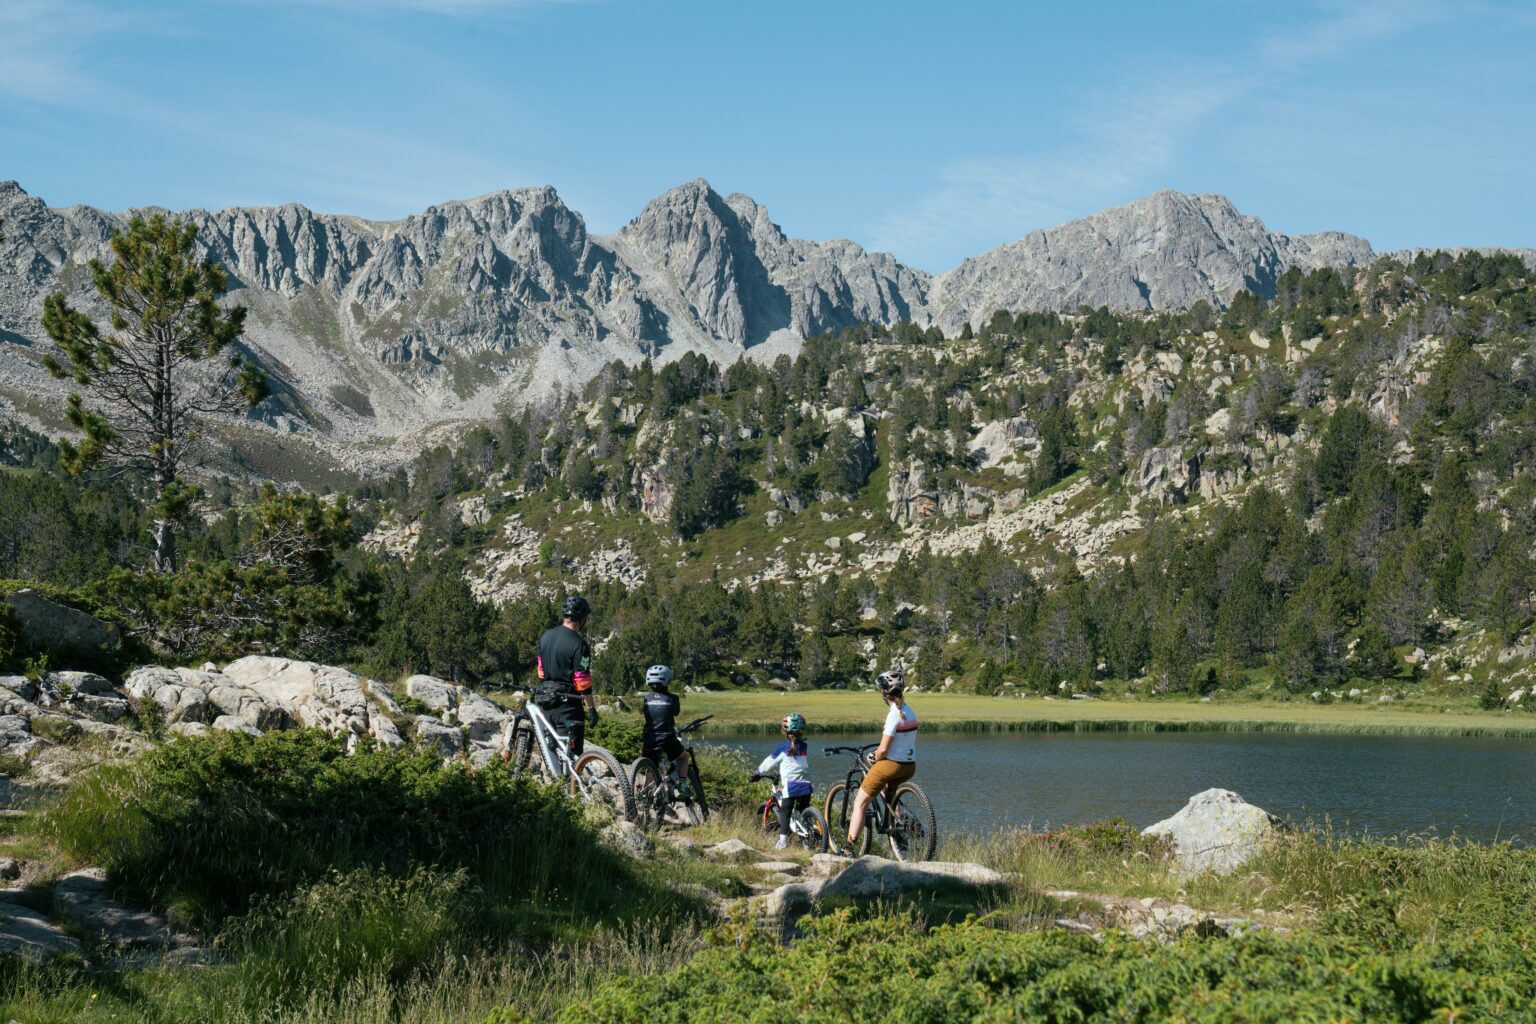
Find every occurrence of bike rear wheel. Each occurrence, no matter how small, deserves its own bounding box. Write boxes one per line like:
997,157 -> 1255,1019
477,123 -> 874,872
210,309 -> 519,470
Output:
823,781 -> 870,856
628,757 -> 666,831
796,807 -> 830,853
571,747 -> 635,822
886,783 -> 937,862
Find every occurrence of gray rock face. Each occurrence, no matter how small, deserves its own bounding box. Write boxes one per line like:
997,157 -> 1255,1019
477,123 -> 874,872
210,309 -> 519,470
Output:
52,868 -> 202,953
1,590 -> 121,667
1,180 -> 1417,468
612,179 -> 927,351
1136,446 -> 1202,506
928,191 -> 1375,333
1143,788 -> 1280,876
0,901 -> 83,962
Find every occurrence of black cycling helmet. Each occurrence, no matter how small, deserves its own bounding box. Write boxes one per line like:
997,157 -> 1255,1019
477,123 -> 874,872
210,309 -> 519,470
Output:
562,594 -> 592,621
645,664 -> 675,689
875,671 -> 905,698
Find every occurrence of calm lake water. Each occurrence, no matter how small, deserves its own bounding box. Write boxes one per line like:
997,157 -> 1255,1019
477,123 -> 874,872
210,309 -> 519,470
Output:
716,730 -> 1536,844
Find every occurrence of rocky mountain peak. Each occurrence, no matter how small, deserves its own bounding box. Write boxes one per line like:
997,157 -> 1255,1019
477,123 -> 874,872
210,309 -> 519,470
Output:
0,180 -> 1498,472
928,190 -> 1376,331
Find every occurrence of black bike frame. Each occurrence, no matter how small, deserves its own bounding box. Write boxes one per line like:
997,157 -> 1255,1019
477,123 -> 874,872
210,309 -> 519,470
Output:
825,744 -> 893,835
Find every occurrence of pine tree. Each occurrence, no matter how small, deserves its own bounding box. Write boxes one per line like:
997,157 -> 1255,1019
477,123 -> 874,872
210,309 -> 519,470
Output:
42,214 -> 266,572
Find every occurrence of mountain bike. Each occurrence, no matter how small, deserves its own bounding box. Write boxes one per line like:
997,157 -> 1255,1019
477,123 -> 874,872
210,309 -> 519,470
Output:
752,779 -> 829,853
629,715 -> 712,830
822,743 -> 937,862
506,699 -> 635,822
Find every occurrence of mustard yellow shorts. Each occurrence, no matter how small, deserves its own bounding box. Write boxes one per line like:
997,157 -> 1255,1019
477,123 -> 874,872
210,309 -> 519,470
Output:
860,758 -> 916,798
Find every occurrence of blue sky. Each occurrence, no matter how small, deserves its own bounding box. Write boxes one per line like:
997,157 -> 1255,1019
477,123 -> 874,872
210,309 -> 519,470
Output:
2,0 -> 1532,271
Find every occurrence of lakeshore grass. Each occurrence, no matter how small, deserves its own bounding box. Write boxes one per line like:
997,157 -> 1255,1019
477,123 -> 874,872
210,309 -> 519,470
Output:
674,690 -> 1536,738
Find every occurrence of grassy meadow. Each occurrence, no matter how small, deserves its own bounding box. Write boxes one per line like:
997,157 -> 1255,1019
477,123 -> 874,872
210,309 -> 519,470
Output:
675,689 -> 1536,738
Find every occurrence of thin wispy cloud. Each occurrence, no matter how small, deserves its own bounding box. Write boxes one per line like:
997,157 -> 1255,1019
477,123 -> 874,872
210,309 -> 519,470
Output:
867,0 -> 1449,271
264,0 -> 584,13
0,0 -> 123,104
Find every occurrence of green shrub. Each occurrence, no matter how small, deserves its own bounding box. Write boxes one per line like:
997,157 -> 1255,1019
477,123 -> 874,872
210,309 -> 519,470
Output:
587,714 -> 642,762
1034,816 -> 1172,859
35,729 -> 648,936
0,603 -> 25,672
690,741 -> 756,810
223,866 -> 472,1000
556,910 -> 1536,1023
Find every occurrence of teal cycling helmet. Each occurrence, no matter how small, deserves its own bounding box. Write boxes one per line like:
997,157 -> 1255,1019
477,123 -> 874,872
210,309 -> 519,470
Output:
781,712 -> 806,734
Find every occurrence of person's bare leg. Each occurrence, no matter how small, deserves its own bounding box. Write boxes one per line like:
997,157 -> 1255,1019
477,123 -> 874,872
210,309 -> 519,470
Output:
846,788 -> 872,846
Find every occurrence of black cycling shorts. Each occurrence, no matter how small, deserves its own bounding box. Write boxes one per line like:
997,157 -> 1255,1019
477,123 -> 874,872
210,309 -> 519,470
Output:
543,697 -> 585,757
644,736 -> 685,764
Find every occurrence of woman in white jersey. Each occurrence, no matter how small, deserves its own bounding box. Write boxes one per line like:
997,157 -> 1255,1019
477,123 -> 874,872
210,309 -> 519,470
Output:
844,671 -> 916,852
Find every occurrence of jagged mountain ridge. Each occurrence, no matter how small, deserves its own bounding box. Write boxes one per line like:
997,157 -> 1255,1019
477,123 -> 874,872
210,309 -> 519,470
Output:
1,178 -> 1517,469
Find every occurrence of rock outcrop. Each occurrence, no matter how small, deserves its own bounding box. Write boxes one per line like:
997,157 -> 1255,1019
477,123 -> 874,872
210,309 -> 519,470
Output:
758,855 -> 1008,927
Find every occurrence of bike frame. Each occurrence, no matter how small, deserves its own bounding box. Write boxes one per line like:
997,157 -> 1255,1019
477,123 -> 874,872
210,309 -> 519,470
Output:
828,745 -> 895,834
759,790 -> 815,837
518,701 -> 600,800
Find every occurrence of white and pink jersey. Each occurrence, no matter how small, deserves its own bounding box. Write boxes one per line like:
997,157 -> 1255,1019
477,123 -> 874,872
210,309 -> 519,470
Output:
882,703 -> 918,763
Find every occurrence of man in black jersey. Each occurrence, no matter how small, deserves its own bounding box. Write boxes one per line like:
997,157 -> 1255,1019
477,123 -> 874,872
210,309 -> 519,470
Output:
535,595 -> 597,757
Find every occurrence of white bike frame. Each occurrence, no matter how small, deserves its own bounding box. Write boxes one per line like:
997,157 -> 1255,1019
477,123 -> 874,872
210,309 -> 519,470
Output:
522,701 -> 596,797
770,791 -> 814,837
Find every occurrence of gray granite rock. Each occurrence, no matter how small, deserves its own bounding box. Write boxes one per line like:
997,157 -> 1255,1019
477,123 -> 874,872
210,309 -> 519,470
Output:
1143,788 -> 1280,876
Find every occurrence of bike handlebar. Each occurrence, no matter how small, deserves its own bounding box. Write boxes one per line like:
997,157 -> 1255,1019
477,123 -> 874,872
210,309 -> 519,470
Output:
822,743 -> 879,756
678,715 -> 714,735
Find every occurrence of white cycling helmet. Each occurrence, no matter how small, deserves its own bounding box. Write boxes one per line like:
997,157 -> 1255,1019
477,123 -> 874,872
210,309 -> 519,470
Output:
645,664 -> 675,689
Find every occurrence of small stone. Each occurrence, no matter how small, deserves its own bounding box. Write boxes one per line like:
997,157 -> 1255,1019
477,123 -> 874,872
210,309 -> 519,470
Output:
750,861 -> 800,875
705,839 -> 759,862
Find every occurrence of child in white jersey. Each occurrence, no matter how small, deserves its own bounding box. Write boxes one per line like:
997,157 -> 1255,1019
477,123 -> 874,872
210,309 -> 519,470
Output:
752,712 -> 812,850
843,671 -> 917,853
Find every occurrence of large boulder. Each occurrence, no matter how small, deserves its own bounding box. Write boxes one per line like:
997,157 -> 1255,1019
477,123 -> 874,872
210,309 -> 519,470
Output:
1,590 -> 122,669
1143,788 -> 1280,876
43,671 -> 116,696
453,690 -> 509,743
405,675 -> 458,712
411,717 -> 464,758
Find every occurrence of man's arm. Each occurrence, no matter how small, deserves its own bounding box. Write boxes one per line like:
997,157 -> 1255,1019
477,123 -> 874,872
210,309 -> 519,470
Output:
574,640 -> 595,710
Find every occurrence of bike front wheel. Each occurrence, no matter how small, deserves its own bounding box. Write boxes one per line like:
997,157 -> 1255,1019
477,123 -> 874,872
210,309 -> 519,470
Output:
823,781 -> 870,856
571,747 -> 635,822
507,720 -> 533,776
886,783 -> 937,862
684,761 -> 709,822
628,757 -> 666,831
